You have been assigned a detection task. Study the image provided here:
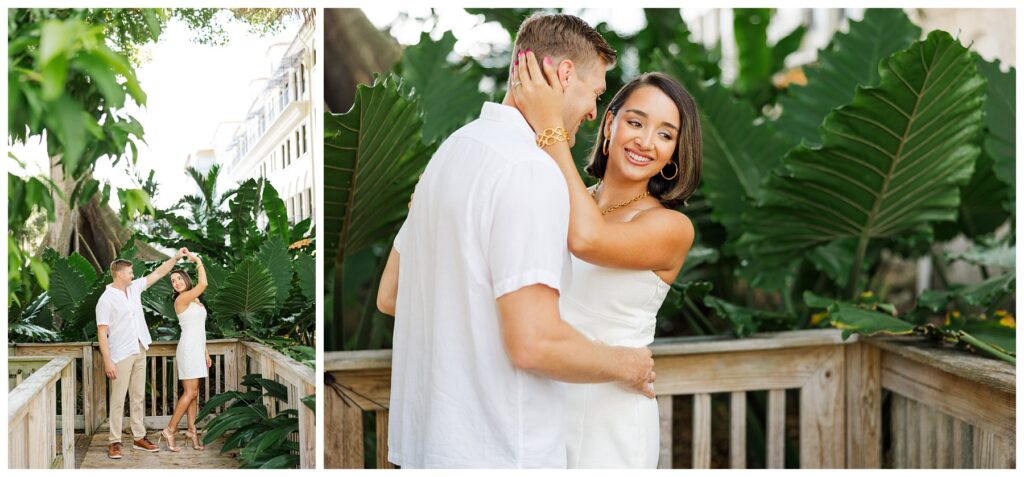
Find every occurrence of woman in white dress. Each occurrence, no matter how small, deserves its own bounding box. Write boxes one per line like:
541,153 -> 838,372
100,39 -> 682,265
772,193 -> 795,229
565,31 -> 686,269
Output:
511,52 -> 701,468
159,251 -> 210,452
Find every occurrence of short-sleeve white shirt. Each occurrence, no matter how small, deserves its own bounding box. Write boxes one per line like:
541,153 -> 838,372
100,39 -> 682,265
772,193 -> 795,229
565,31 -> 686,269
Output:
388,102 -> 572,468
95,277 -> 153,363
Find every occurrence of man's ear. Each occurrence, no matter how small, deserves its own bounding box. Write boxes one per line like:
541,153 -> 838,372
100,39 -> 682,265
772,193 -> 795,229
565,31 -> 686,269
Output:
557,59 -> 575,89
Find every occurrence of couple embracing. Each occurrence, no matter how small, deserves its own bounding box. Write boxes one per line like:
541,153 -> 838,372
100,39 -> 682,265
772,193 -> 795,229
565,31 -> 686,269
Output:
377,13 -> 702,468
97,247 -> 210,459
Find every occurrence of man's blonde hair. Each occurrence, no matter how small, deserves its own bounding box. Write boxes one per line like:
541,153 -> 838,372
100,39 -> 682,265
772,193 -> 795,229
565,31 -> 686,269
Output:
512,13 -> 616,73
109,259 -> 132,275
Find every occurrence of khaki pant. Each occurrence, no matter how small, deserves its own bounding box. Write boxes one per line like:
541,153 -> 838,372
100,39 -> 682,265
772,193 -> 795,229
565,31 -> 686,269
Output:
108,342 -> 147,443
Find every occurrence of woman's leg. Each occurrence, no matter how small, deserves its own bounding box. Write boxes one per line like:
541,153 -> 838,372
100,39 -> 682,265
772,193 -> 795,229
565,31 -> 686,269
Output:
185,380 -> 205,449
163,379 -> 199,448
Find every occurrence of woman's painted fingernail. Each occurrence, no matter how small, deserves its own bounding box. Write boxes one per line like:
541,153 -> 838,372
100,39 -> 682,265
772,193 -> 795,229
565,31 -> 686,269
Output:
513,60 -> 518,67
543,56 -> 551,65
526,48 -> 532,54
518,49 -> 524,56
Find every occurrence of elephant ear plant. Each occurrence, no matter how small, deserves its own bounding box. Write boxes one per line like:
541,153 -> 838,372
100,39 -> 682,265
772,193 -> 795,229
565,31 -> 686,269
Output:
197,373 -> 316,469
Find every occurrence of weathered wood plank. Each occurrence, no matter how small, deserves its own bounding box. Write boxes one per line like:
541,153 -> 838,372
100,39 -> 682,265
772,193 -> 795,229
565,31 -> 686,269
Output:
952,418 -> 972,468
376,411 -> 394,469
973,426 -> 1014,468
905,399 -> 920,468
730,391 -> 746,469
936,413 -> 954,468
657,395 -> 673,469
330,369 -> 392,411
29,385 -> 48,468
79,432 -> 240,468
767,389 -> 785,469
61,362 -> 76,468
693,393 -> 711,469
881,352 -> 1014,438
919,400 -> 937,468
656,346 -> 839,395
869,337 -> 1014,394
799,345 -> 844,468
299,382 -> 316,469
845,342 -> 881,468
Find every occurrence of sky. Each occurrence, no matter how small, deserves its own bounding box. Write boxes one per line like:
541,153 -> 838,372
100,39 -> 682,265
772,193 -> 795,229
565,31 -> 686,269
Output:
9,10 -> 301,209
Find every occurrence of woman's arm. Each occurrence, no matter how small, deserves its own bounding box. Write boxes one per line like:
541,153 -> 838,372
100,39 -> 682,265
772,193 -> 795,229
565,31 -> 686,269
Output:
377,248 -> 399,316
513,52 -> 694,271
174,254 -> 208,313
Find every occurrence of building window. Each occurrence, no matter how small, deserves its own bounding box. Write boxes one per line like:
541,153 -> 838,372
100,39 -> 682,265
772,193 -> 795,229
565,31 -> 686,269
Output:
281,144 -> 286,169
292,72 -> 298,101
302,125 -> 307,154
300,63 -> 306,95
295,130 -> 301,158
287,139 -> 292,165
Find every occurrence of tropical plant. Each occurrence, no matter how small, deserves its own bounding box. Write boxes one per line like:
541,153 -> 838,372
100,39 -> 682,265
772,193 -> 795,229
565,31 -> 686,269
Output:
327,8 -> 1015,364
197,373 -> 315,469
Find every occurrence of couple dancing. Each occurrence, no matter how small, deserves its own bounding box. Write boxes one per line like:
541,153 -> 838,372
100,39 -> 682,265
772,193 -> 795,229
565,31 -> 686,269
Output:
96,247 -> 210,459
377,13 -> 701,468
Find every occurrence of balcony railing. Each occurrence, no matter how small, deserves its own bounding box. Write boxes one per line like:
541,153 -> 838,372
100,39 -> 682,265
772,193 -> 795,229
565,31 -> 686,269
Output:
324,329 -> 1015,469
8,339 -> 315,469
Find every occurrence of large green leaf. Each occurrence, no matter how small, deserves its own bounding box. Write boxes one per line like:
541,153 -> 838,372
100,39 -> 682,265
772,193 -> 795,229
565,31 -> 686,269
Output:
323,73 -> 436,263
974,54 -> 1015,214
829,302 -> 916,339
934,150 -> 1009,240
397,31 -> 487,144
228,179 -> 261,260
293,252 -> 315,301
777,9 -> 921,146
739,31 -> 987,267
256,235 -> 292,311
212,259 -> 278,320
48,253 -> 96,317
261,182 -> 290,244
653,51 -> 794,248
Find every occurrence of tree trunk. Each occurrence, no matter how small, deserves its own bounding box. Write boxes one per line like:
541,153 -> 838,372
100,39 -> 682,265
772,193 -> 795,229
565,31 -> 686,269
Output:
45,156 -> 166,272
324,8 -> 402,113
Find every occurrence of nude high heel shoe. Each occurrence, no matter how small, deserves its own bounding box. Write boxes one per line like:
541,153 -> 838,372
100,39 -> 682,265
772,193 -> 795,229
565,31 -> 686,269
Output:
158,428 -> 181,452
184,429 -> 206,451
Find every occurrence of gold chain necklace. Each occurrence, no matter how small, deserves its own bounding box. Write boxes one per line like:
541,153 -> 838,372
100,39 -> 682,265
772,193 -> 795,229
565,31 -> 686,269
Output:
591,184 -> 649,215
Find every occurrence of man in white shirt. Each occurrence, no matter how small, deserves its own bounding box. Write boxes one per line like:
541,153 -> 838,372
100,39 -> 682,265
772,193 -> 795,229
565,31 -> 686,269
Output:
96,248 -> 187,459
375,14 -> 656,468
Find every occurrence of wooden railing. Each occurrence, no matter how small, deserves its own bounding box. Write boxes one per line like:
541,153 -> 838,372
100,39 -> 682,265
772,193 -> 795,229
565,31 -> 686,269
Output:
8,339 -> 316,469
324,329 -> 1016,469
239,341 -> 317,469
8,356 -> 75,469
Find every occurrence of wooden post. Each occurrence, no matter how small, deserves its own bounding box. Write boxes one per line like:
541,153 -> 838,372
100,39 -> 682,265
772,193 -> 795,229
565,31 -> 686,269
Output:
376,411 -> 393,469
844,342 -> 881,468
730,391 -> 746,469
47,380 -> 57,465
799,345 -> 844,468
28,390 -> 48,467
657,395 -> 673,469
767,389 -> 786,468
692,393 -> 712,469
82,345 -> 94,435
299,382 -> 316,469
260,353 -> 276,418
61,362 -> 76,468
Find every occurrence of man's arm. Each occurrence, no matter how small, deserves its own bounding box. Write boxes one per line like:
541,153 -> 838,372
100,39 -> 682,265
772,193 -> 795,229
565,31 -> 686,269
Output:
377,248 -> 399,316
97,325 -> 117,379
145,248 -> 186,288
497,284 -> 656,397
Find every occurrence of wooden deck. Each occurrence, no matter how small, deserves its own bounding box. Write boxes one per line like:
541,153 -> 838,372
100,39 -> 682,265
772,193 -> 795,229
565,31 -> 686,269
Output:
77,428 -> 239,469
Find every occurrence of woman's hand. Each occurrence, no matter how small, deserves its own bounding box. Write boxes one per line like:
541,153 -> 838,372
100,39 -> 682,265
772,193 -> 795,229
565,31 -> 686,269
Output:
187,252 -> 202,264
206,354 -> 212,368
511,50 -> 566,134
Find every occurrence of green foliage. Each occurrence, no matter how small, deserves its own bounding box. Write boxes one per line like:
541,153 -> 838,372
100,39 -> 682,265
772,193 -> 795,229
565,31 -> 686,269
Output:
198,373 -> 306,469
732,9 -> 806,109
776,9 -> 922,145
328,8 -> 1015,363
740,31 -> 986,294
396,31 -> 488,144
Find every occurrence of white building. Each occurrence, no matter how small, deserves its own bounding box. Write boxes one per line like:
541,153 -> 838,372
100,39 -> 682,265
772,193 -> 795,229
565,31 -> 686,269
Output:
221,15 -> 317,225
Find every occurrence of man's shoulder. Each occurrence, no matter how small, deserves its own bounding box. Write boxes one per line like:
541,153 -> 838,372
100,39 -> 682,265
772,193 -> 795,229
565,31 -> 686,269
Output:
447,119 -> 548,164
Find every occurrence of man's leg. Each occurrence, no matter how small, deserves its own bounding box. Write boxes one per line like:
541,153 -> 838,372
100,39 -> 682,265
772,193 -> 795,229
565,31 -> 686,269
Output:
108,356 -> 135,443
128,344 -> 148,441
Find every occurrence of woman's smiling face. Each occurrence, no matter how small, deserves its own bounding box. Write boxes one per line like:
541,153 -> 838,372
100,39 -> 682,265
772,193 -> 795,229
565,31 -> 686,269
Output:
171,272 -> 188,292
603,85 -> 681,183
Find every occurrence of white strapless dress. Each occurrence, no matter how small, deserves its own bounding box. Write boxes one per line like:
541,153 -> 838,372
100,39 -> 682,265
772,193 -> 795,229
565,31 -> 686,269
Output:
560,255 -> 670,468
176,301 -> 208,379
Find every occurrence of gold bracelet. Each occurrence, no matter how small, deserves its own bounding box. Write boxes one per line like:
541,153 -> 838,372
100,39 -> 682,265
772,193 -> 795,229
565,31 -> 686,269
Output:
536,127 -> 569,148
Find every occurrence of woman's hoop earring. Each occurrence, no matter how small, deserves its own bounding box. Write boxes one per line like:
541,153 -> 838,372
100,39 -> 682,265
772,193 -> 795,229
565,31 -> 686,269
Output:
660,162 -> 679,180
602,137 -> 610,156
